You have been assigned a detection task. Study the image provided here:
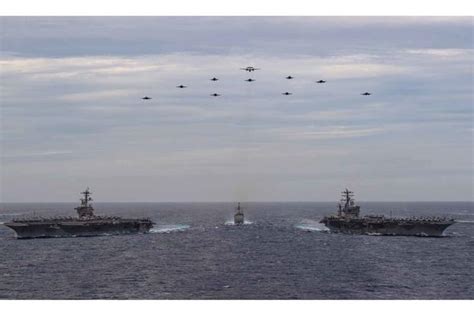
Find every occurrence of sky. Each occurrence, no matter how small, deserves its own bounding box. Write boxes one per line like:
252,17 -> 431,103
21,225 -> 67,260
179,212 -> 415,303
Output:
0,17 -> 473,202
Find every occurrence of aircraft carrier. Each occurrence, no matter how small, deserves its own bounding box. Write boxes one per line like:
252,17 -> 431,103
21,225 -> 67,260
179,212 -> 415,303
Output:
4,188 -> 154,239
320,189 -> 455,237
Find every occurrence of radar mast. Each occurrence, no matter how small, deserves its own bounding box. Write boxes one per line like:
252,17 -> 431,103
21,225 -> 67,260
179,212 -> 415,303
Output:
75,188 -> 95,218
339,188 -> 360,218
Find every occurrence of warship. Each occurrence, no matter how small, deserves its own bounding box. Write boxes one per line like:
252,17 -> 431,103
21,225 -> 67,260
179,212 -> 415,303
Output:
234,202 -> 244,225
320,189 -> 455,237
4,188 -> 154,239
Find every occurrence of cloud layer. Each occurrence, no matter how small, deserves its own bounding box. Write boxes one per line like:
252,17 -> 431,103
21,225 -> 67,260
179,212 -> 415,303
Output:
0,17 -> 472,202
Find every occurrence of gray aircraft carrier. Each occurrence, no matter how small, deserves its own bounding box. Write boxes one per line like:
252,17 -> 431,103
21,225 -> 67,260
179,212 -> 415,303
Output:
320,189 -> 455,237
4,188 -> 154,239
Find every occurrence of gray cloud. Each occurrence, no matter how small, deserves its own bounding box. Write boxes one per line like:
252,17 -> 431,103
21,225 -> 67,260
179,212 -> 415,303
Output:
1,17 -> 472,57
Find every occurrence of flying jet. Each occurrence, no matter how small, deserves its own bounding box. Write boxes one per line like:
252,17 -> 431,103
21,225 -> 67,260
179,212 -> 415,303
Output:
286,76 -> 294,79
210,77 -> 219,81
176,85 -> 187,88
240,66 -> 260,72
316,80 -> 326,83
361,92 -> 372,96
282,92 -> 292,95
142,96 -> 152,100
245,78 -> 256,82
211,93 -> 221,97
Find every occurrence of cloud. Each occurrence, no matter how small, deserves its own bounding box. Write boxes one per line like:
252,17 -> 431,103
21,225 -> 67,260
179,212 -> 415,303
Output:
1,17 -> 472,58
57,89 -> 140,102
0,17 -> 472,201
274,126 -> 387,140
405,48 -> 474,58
1,150 -> 73,158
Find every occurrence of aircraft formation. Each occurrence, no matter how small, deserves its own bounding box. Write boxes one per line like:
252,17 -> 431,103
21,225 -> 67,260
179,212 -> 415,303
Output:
141,66 -> 372,100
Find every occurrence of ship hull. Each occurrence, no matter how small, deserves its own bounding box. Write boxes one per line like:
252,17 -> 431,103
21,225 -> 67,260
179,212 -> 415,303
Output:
234,214 -> 244,225
4,220 -> 153,239
321,219 -> 453,237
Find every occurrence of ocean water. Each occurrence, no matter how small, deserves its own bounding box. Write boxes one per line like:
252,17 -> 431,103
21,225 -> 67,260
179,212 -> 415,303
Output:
0,201 -> 473,299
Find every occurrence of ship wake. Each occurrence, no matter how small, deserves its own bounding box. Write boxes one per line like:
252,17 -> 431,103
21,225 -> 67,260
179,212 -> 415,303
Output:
225,220 -> 253,225
295,219 -> 330,232
150,224 -> 190,233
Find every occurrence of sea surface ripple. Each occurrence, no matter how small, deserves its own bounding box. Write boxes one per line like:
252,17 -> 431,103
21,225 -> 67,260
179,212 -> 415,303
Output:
0,201 -> 473,299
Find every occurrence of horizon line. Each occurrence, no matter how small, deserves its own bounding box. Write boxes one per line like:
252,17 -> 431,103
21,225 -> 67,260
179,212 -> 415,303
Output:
1,200 -> 473,204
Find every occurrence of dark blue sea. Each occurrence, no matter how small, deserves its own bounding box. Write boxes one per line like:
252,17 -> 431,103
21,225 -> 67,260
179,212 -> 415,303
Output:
0,202 -> 473,299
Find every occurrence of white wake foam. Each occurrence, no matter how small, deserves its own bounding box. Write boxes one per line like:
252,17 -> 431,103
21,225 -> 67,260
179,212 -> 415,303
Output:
295,219 -> 329,232
224,220 -> 254,226
150,224 -> 190,233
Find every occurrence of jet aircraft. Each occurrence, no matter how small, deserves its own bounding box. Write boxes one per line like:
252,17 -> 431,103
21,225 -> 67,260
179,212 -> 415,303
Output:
240,66 -> 260,72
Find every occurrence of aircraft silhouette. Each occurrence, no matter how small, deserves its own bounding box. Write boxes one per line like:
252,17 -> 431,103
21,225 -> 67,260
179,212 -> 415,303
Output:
316,80 -> 326,83
286,76 -> 294,79
282,92 -> 292,95
210,77 -> 219,81
240,66 -> 260,72
176,85 -> 187,88
361,92 -> 372,96
142,96 -> 151,100
210,93 -> 221,97
245,78 -> 256,82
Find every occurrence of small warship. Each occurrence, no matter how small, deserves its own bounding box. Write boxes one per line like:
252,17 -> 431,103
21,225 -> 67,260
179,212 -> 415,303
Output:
4,188 -> 154,239
234,202 -> 244,225
320,189 -> 455,237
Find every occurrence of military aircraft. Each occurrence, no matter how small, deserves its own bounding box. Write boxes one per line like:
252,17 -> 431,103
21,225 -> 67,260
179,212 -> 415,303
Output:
210,77 -> 219,81
282,92 -> 292,95
210,93 -> 221,97
240,66 -> 260,72
142,96 -> 152,100
316,80 -> 326,83
245,78 -> 256,82
176,85 -> 187,88
286,76 -> 294,79
361,92 -> 372,96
